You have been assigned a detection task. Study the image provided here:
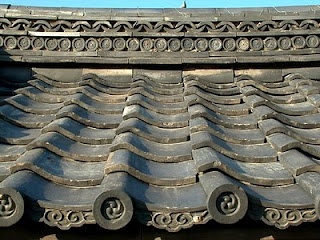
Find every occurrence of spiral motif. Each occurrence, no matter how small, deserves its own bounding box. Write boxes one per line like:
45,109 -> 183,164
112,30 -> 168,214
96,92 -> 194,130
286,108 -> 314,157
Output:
102,198 -> 124,220
42,209 -> 94,230
181,38 -> 194,51
263,208 -> 317,229
0,194 -> 15,217
0,35 -> 318,52
46,209 -> 64,223
168,38 -> 181,52
113,38 -> 126,51
4,36 -> 17,49
127,38 -> 140,51
140,38 -> 153,51
86,38 -> 99,51
67,211 -> 82,223
175,213 -> 193,225
264,37 -> 277,50
195,38 -> 208,52
18,36 -> 31,50
153,213 -> 172,226
31,37 -> 44,50
72,38 -> 85,51
292,36 -> 306,49
100,38 -> 112,51
250,38 -> 263,51
154,38 -> 167,52
236,37 -> 249,51
45,38 -> 58,51
209,38 -> 222,51
306,35 -> 319,48
223,38 -> 236,51
58,38 -> 71,51
217,192 -> 238,215
278,36 -> 291,50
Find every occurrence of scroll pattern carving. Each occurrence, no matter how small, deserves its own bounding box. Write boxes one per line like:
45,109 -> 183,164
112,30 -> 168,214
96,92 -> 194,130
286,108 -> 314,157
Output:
40,208 -> 95,230
257,207 -> 318,229
0,194 -> 16,217
140,210 -> 211,232
1,18 -> 320,33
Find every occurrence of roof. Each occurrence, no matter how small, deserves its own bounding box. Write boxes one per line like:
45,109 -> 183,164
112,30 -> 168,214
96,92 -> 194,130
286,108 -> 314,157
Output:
0,5 -> 320,232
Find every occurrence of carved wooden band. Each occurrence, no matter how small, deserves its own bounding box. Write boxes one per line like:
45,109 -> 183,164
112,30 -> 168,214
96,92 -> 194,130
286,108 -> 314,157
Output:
206,184 -> 248,224
0,35 -> 319,53
0,188 -> 24,227
93,190 -> 133,230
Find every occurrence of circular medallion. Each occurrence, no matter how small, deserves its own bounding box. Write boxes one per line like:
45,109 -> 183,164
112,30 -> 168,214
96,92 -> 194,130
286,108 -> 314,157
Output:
181,38 -> 194,51
154,38 -> 167,52
207,184 -> 248,225
31,37 -> 44,50
278,37 -> 291,50
249,38 -> 263,51
168,38 -> 181,52
291,36 -> 306,49
86,38 -> 99,51
113,38 -> 126,51
58,38 -> 71,51
306,35 -> 319,48
140,38 -> 154,51
45,38 -> 58,51
126,38 -> 140,51
72,38 -> 85,52
100,38 -> 113,51
209,38 -> 222,51
264,37 -> 277,51
195,38 -> 209,52
4,36 -> 17,50
0,188 -> 24,227
93,190 -> 133,230
17,36 -> 31,50
236,37 -> 249,51
223,38 -> 236,51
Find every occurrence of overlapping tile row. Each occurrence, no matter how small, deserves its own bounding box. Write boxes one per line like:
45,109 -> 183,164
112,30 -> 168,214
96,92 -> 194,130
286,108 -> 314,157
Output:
185,69 -> 320,229
104,71 -> 207,232
0,69 -> 132,229
236,71 -> 320,229
0,68 -> 320,231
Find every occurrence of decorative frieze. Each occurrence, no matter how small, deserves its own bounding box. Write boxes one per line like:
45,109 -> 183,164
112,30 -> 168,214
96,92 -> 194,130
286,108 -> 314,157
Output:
0,18 -> 320,33
40,209 -> 95,230
137,210 -> 211,232
0,35 -> 319,53
262,208 -> 317,229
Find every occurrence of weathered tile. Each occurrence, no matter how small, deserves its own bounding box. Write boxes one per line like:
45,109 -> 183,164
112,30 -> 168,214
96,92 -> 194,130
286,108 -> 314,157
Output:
0,118 -> 40,144
123,105 -> 189,128
57,104 -> 122,129
13,148 -> 105,186
279,150 -> 320,176
42,118 -> 116,145
5,94 -> 64,114
190,117 -> 265,144
0,104 -> 55,128
116,118 -> 189,144
105,149 -> 196,186
27,132 -> 110,162
110,132 -> 192,163
193,147 -> 293,186
191,131 -> 277,163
